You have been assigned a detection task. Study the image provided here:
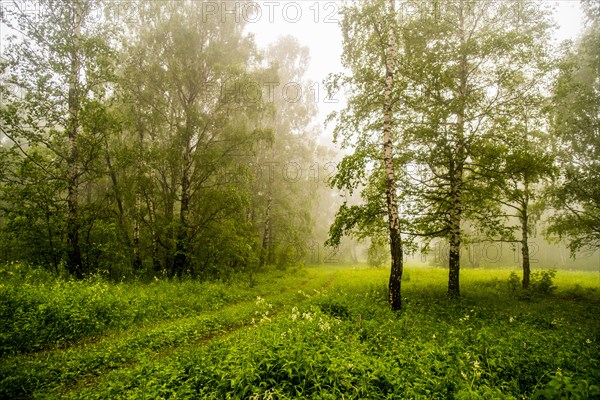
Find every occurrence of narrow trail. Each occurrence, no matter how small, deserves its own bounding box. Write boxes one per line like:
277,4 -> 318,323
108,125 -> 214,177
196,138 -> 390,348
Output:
14,270 -> 338,398
134,270 -> 338,358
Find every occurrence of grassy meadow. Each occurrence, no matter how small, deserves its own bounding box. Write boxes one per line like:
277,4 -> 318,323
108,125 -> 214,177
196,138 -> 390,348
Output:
0,263 -> 598,399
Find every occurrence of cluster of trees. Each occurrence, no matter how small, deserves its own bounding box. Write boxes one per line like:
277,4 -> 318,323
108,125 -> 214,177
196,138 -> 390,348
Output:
0,0 -> 597,310
0,1 -> 328,279
327,0 -> 599,309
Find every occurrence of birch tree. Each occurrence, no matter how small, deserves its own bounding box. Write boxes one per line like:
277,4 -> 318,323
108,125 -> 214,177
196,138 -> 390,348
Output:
326,0 -> 406,310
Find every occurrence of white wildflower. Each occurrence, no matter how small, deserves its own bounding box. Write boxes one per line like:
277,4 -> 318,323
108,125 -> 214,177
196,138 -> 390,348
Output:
302,312 -> 313,321
318,319 -> 331,331
260,314 -> 271,323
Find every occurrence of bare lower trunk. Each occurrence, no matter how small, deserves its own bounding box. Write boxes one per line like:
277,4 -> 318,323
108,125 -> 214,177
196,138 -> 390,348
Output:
133,113 -> 145,272
164,189 -> 175,275
133,192 -> 142,271
447,148 -> 464,298
388,226 -> 403,309
260,189 -> 273,267
447,153 -> 463,297
447,191 -> 462,297
105,138 -> 136,269
173,133 -> 192,277
521,226 -> 530,289
146,196 -> 161,272
521,180 -> 530,289
383,0 -> 403,311
173,178 -> 190,277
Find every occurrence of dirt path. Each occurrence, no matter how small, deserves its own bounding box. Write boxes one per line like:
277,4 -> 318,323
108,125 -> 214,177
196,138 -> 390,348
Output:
31,270 -> 337,398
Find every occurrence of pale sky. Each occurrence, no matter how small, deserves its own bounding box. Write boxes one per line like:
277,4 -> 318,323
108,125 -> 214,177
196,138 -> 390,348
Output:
244,0 -> 586,142
244,1 -> 345,143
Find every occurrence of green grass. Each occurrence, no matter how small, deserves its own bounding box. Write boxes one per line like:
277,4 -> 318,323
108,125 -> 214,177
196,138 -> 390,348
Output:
0,264 -> 598,399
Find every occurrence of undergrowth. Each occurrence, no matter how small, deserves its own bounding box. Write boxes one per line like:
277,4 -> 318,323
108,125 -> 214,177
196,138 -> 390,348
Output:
1,265 -> 598,399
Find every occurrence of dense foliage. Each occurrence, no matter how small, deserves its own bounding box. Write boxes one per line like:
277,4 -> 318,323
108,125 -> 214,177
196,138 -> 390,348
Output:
0,1 -> 329,279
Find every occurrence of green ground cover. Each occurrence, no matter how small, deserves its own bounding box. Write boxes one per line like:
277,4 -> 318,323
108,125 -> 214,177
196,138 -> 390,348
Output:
0,264 -> 598,399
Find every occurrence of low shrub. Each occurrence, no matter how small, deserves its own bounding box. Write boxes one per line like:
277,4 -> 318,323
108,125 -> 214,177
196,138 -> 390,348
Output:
508,269 -> 558,299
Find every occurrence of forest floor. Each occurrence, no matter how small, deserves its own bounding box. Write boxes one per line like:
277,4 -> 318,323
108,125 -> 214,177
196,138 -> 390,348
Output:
0,264 -> 599,399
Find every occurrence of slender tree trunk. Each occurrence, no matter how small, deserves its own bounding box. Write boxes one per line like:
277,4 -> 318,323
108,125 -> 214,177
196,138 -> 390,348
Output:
133,192 -> 142,271
45,210 -> 60,274
351,246 -> 358,264
173,133 -> 192,277
104,137 -> 138,270
132,120 -> 144,272
448,168 -> 463,297
104,140 -> 124,215
173,173 -> 190,276
521,180 -> 530,289
164,188 -> 175,276
260,188 -> 273,267
66,1 -> 83,278
145,195 -> 162,272
383,0 -> 404,311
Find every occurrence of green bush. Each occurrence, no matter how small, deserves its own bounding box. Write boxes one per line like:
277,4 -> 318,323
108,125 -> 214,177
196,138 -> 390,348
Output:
508,269 -> 557,299
530,269 -> 557,295
508,271 -> 521,291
